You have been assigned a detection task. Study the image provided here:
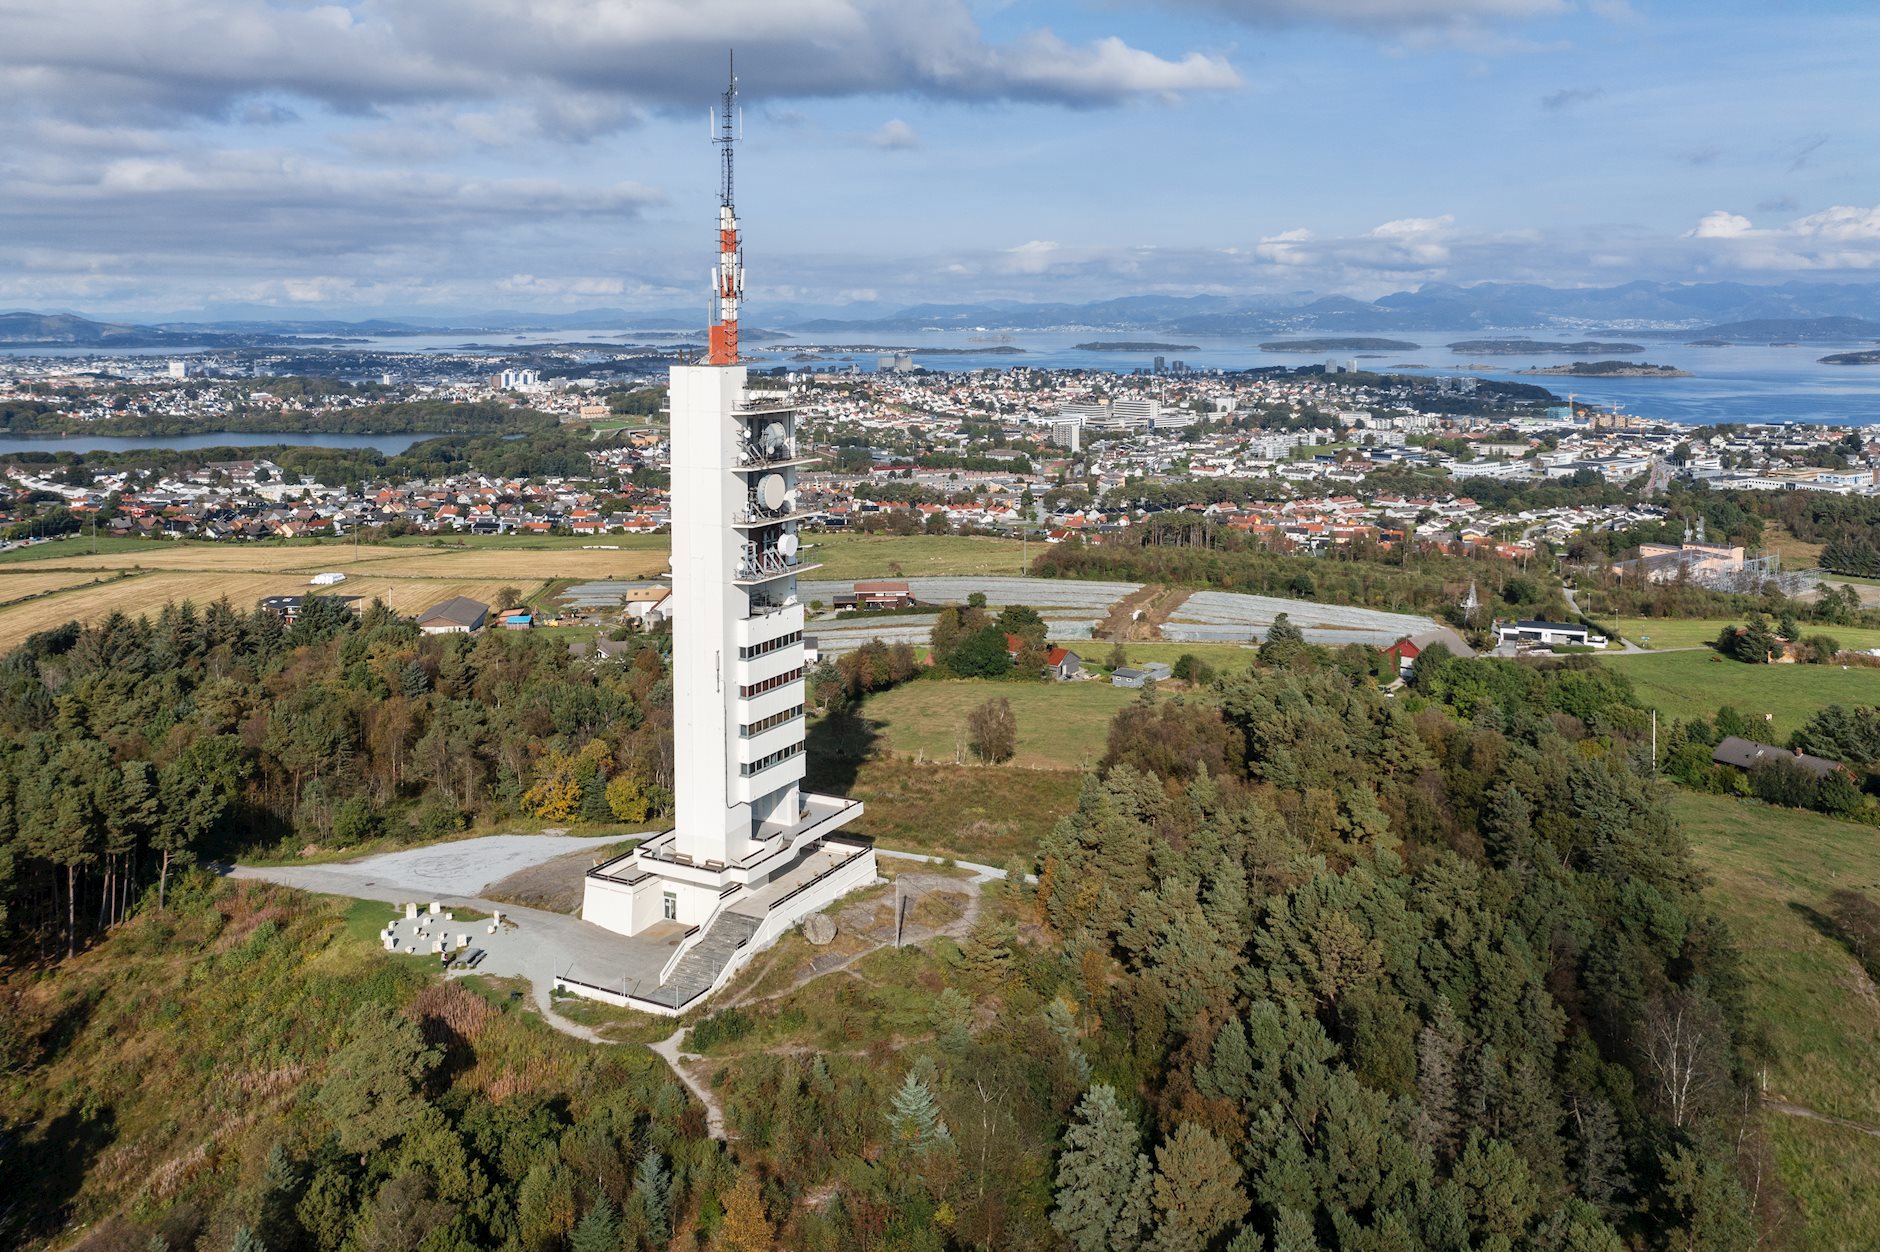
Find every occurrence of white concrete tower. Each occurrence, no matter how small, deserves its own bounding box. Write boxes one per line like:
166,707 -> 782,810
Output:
578,58 -> 874,999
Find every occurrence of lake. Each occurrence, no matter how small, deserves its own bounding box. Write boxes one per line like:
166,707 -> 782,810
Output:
0,431 -> 435,455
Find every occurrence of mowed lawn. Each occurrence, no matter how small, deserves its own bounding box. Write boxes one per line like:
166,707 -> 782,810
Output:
1601,650 -> 1880,741
1600,616 -> 1880,652
801,532 -> 1030,581
1673,791 -> 1880,1239
838,678 -> 1142,770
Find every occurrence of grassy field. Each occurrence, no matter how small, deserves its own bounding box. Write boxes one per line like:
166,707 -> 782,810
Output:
810,757 -> 1084,865
1601,650 -> 1880,740
1600,616 -> 1880,652
1672,791 -> 1880,1239
831,678 -> 1139,770
801,532 -> 1030,581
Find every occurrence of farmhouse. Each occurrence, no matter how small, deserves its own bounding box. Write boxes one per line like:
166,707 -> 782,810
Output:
416,596 -> 489,635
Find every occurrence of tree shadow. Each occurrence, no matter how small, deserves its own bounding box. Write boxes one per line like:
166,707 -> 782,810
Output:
806,707 -> 881,798
1787,899 -> 1880,981
2,1103 -> 119,1243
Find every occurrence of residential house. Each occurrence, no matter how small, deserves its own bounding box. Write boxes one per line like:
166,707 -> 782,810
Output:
1044,646 -> 1082,681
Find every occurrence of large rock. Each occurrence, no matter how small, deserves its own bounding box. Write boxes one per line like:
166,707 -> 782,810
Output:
802,913 -> 837,946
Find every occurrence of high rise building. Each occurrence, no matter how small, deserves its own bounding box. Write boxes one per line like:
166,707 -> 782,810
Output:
577,60 -> 876,1005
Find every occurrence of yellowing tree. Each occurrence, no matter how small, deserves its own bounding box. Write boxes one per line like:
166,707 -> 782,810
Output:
522,750 -> 580,821
606,772 -> 651,823
715,1172 -> 773,1251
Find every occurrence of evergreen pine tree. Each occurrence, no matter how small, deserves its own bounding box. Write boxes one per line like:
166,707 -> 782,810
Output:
1051,1084 -> 1145,1252
231,1228 -> 267,1252
886,1069 -> 951,1151
634,1152 -> 671,1244
1149,1122 -> 1249,1252
1272,1208 -> 1321,1252
570,1195 -> 622,1252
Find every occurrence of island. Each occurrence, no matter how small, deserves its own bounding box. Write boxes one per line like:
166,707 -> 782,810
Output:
1519,360 -> 1692,377
1447,338 -> 1645,355
1819,350 -> 1880,365
1073,341 -> 1198,352
1257,337 -> 1419,352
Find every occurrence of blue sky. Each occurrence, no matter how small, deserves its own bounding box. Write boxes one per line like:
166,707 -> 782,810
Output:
0,0 -> 1875,319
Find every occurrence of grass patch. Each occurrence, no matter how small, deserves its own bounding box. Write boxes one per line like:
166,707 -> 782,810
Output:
1672,791 -> 1880,1245
1766,1114 -> 1880,1248
809,754 -> 1082,865
801,532 -> 1030,581
1674,791 -> 1880,1125
1601,650 -> 1880,741
828,678 -> 1137,770
1600,617 -> 1880,652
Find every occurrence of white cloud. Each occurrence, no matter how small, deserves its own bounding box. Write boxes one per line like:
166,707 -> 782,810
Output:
0,0 -> 1238,121
1688,211 -> 1753,239
1683,205 -> 1880,271
868,119 -> 922,149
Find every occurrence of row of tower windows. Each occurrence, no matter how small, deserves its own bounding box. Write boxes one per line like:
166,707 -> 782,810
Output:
740,741 -> 804,777
738,630 -> 802,661
740,705 -> 804,738
738,666 -> 804,699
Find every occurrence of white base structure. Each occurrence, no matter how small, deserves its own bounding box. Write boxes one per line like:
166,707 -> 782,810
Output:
566,363 -> 876,1015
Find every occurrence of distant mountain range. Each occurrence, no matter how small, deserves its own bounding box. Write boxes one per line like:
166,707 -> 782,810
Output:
11,281 -> 1880,349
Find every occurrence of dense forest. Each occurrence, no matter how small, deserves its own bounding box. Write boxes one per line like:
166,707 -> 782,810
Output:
0,601 -> 1789,1249
710,654 -> 1771,1248
0,599 -> 673,957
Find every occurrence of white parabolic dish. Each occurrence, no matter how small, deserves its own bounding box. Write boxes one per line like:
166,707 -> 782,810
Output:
759,473 -> 786,510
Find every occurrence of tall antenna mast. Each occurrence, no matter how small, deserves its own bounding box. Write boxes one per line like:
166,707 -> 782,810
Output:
707,50 -> 743,365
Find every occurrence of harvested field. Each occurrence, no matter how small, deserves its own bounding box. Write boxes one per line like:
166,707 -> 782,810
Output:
0,569 -> 136,604
0,572 -> 552,643
30,542 -> 429,574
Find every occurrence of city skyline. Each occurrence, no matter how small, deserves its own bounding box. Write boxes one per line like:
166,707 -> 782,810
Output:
2,0 -> 1876,319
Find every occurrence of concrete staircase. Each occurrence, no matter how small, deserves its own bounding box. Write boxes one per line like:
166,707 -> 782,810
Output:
646,911 -> 762,1009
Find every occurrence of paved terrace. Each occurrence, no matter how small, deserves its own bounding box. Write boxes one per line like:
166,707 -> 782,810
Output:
225,834 -> 683,1023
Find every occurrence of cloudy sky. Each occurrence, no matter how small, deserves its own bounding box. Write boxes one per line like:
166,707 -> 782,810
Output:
2,0 -> 1875,319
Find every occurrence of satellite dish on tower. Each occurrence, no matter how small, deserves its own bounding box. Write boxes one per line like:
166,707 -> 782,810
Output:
758,474 -> 787,510
778,533 -> 799,558
761,421 -> 788,454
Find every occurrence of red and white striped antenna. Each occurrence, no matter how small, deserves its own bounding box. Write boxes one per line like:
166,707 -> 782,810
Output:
707,50 -> 743,366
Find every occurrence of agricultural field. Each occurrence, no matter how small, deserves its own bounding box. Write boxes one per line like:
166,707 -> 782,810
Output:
1600,616 -> 1880,652
1673,792 -> 1880,1239
0,570 -> 553,643
1601,650 -> 1880,741
799,532 -> 1029,581
0,569 -> 138,604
